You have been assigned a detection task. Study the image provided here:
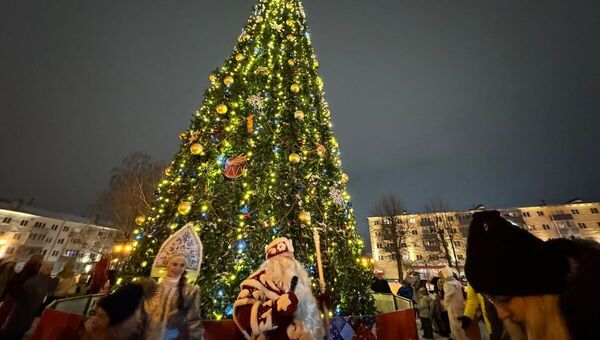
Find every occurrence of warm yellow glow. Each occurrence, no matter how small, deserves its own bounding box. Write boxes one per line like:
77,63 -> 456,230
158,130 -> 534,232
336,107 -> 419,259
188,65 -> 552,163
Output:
216,104 -> 228,114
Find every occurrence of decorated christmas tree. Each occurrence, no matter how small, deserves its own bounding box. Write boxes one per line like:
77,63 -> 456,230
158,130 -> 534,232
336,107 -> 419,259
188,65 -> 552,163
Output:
125,0 -> 374,319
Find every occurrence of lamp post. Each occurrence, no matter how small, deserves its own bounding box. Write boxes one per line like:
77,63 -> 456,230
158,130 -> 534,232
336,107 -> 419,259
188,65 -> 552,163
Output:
112,242 -> 134,270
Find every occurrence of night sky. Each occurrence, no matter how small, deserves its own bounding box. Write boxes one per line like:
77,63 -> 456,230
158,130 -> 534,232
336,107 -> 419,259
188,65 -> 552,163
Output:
1,0 -> 599,251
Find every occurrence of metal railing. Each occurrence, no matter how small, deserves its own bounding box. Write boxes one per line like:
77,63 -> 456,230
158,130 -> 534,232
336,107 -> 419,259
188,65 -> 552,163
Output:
46,294 -> 105,316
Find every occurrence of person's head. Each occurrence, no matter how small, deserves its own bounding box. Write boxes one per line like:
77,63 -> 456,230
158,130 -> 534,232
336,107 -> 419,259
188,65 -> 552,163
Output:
39,262 -> 53,275
440,267 -> 454,280
166,255 -> 187,278
412,271 -> 421,280
375,271 -> 384,280
95,283 -> 145,328
465,210 -> 599,340
418,287 -> 427,296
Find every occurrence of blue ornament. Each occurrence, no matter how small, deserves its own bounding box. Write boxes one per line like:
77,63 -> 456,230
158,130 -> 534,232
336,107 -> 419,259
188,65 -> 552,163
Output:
272,146 -> 280,153
225,304 -> 234,316
218,155 -> 228,166
237,240 -> 247,251
241,205 -> 249,214
294,183 -> 305,191
217,289 -> 224,298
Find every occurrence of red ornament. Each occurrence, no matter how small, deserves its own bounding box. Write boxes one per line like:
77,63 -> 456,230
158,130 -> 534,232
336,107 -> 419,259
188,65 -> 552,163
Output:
224,155 -> 247,179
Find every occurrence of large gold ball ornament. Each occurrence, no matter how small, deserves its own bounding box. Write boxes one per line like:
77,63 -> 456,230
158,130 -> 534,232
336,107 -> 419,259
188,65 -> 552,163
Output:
135,215 -> 146,226
216,104 -> 228,114
316,144 -> 326,155
290,84 -> 300,93
223,76 -> 234,85
288,59 -> 295,66
289,153 -> 301,164
286,34 -> 295,42
286,2 -> 294,10
294,110 -> 304,120
164,166 -> 171,175
190,143 -> 204,155
342,173 -> 350,183
241,34 -> 250,41
209,74 -> 217,82
235,53 -> 244,61
178,201 -> 193,215
298,211 -> 311,224
286,19 -> 294,27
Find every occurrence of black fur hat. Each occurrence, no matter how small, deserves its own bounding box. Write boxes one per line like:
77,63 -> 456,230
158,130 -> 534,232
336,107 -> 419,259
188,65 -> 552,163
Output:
465,210 -> 570,296
97,283 -> 144,325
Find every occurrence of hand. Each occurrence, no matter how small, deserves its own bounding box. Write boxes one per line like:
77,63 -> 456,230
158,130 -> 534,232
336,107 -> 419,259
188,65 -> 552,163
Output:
276,292 -> 298,315
457,316 -> 472,329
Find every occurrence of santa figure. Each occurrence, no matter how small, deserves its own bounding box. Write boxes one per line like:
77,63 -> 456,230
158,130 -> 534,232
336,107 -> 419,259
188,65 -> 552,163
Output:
233,237 -> 323,340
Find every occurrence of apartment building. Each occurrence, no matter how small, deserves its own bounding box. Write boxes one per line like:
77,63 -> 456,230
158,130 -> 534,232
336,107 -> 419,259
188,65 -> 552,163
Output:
0,201 -> 122,273
368,199 -> 600,280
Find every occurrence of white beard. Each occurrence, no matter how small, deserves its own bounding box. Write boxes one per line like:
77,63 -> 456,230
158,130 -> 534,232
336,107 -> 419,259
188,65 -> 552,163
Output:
261,256 -> 323,339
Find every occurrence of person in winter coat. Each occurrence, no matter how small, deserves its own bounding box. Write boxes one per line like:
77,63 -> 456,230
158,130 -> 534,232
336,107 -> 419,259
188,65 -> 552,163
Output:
88,258 -> 109,294
458,284 -> 491,340
0,255 -> 43,327
430,276 -> 451,337
441,267 -> 467,340
396,280 -> 414,301
416,287 -> 435,339
0,258 -> 16,299
465,210 -> 600,340
371,271 -> 392,294
1,262 -> 58,340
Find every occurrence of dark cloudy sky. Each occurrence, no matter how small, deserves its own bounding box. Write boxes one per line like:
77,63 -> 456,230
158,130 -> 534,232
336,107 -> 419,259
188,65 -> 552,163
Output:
1,0 -> 599,250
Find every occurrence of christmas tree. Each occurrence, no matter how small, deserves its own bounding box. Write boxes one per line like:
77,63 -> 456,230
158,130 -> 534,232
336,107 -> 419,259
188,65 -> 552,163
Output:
125,0 -> 374,319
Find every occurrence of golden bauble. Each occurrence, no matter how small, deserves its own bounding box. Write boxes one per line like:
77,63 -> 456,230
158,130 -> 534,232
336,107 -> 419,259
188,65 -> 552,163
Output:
342,173 -> 350,183
286,19 -> 294,27
256,16 -> 263,23
316,144 -> 326,155
178,201 -> 193,215
286,2 -> 294,10
216,104 -> 228,114
224,76 -> 234,85
235,53 -> 244,61
294,110 -> 304,120
314,60 -> 319,68
209,74 -> 217,82
290,84 -> 300,93
190,143 -> 204,155
135,215 -> 146,226
164,166 -> 172,175
288,59 -> 295,66
288,153 -> 301,164
286,34 -> 295,42
298,211 -> 311,224
241,34 -> 250,41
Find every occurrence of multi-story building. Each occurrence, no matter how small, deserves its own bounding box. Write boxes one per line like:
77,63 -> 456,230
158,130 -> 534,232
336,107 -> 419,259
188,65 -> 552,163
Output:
368,199 -> 600,280
0,200 -> 122,273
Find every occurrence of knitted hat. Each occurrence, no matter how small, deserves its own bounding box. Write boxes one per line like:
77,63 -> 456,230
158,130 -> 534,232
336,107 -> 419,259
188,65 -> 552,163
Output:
265,237 -> 294,259
97,284 -> 144,325
465,210 -> 569,296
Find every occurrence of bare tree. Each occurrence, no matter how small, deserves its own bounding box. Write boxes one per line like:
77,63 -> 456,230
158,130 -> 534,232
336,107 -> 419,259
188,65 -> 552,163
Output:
423,198 -> 460,271
372,194 -> 412,280
92,153 -> 165,233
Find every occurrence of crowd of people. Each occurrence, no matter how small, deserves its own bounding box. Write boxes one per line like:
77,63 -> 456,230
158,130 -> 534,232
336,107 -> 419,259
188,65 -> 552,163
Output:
0,210 -> 599,340
371,210 -> 600,340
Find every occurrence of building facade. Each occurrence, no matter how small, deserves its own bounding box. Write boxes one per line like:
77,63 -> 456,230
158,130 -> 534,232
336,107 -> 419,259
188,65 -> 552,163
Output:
0,202 -> 122,273
368,200 -> 600,280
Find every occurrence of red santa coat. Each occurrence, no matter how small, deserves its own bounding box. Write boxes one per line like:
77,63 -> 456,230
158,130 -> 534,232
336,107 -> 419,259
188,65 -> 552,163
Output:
233,269 -> 301,340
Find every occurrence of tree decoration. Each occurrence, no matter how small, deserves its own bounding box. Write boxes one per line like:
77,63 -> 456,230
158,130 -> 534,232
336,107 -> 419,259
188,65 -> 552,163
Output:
216,104 -> 228,114
329,187 -> 345,207
235,53 -> 244,61
224,155 -> 247,179
288,153 -> 301,164
177,201 -> 192,215
316,144 -> 326,155
223,76 -> 234,86
209,74 -> 217,83
246,94 -> 265,110
256,66 -> 269,75
246,115 -> 254,133
164,166 -> 172,175
298,211 -> 311,224
135,215 -> 146,226
190,143 -> 204,155
286,34 -> 295,42
342,173 -> 350,183
290,84 -> 300,93
271,22 -> 283,32
294,110 -> 304,120
288,59 -> 295,66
